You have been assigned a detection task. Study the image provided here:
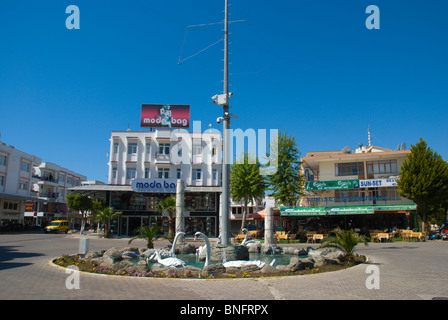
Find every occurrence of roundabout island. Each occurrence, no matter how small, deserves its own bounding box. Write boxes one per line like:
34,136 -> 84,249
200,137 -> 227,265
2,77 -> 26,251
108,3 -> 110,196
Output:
52,231 -> 367,279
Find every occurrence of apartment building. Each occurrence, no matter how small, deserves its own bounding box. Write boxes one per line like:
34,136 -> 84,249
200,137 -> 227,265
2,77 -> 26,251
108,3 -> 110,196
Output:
108,130 -> 221,188
281,143 -> 417,231
24,162 -> 87,225
0,139 -> 87,228
0,142 -> 42,226
70,129 -> 223,236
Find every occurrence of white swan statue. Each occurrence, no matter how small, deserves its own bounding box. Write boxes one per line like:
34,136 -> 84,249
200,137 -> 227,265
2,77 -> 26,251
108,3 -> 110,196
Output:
148,250 -> 186,268
241,228 -> 261,247
194,232 -> 211,268
194,231 -> 275,270
171,231 -> 186,256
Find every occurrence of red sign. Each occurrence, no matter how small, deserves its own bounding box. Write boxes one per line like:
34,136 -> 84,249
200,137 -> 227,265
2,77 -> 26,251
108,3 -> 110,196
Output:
25,202 -> 35,212
141,104 -> 190,129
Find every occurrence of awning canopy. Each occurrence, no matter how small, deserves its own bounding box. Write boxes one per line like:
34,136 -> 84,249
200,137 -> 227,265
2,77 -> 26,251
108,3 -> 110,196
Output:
281,207 -> 326,216
249,208 -> 280,220
280,203 -> 416,216
326,207 -> 374,215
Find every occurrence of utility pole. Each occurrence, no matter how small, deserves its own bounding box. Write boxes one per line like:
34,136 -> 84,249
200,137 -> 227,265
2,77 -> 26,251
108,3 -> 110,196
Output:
221,0 -> 231,245
211,0 -> 232,245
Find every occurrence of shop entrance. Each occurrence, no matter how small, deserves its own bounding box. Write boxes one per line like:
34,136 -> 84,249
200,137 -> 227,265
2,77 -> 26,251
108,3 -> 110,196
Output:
119,216 -> 145,236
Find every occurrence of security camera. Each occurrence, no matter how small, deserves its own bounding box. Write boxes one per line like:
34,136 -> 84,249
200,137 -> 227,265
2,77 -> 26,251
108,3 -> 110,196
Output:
216,117 -> 223,124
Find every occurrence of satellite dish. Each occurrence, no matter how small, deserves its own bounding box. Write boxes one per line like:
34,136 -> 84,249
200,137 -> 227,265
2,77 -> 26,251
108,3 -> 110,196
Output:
341,146 -> 351,154
401,142 -> 406,150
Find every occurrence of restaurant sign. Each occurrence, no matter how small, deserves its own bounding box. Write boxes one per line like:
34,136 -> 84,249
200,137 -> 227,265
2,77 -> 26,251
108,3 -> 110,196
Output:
305,180 -> 359,191
326,206 -> 374,215
280,207 -> 327,216
373,203 -> 416,211
359,178 -> 398,188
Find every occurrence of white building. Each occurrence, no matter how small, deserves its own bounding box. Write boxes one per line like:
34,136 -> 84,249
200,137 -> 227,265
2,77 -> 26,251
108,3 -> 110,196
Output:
0,139 -> 88,228
69,129 -> 223,236
108,129 -> 221,187
0,142 -> 41,226
25,162 -> 87,225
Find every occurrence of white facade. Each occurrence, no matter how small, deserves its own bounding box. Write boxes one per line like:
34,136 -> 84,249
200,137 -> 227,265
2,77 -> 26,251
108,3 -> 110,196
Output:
108,130 -> 222,187
0,140 -> 87,226
0,142 -> 42,223
33,162 -> 86,205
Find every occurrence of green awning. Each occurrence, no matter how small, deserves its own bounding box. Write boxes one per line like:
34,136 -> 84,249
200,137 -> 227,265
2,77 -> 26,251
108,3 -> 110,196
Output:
373,204 -> 417,211
326,206 -> 374,215
281,207 -> 327,216
305,179 -> 359,191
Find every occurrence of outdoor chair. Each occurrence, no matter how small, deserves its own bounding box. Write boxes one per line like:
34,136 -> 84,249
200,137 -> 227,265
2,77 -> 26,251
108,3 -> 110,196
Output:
410,232 -> 424,242
312,234 -> 324,243
376,233 -> 389,243
401,230 -> 413,242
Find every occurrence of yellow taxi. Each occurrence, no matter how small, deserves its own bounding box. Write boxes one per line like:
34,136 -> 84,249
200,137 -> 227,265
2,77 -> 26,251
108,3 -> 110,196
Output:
44,220 -> 70,234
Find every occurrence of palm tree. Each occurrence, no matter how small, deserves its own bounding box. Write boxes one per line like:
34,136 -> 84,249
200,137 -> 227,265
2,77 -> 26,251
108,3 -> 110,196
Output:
157,197 -> 176,239
94,207 -> 122,238
319,228 -> 368,261
128,225 -> 162,249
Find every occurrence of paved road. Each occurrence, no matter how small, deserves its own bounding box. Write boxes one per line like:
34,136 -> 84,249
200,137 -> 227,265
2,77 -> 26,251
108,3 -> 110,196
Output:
1,233 -> 447,301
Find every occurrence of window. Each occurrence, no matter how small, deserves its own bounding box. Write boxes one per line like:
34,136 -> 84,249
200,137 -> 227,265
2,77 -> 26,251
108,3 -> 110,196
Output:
177,168 -> 181,179
193,145 -> 202,155
112,168 -> 117,179
146,142 -> 151,154
159,143 -> 170,155
21,161 -> 30,172
212,169 -> 217,181
126,167 -> 136,180
158,168 -> 169,179
128,143 -> 137,155
19,180 -> 28,190
378,187 -> 401,200
0,154 -> 7,166
3,201 -> 19,211
145,167 -> 150,178
366,160 -> 398,175
0,175 -> 5,191
59,174 -> 65,184
335,162 -> 364,176
192,168 -> 202,181
113,142 -> 119,154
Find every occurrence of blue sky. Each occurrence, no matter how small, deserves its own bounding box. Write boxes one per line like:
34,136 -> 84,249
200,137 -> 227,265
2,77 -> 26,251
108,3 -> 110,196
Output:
1,0 -> 447,182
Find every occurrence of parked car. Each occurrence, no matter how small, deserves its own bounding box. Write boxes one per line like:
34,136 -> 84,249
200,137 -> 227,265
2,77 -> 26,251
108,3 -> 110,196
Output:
44,220 -> 69,234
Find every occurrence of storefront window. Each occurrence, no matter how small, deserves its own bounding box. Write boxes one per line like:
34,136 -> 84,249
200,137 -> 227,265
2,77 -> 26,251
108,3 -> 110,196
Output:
185,192 -> 216,211
185,217 -> 216,236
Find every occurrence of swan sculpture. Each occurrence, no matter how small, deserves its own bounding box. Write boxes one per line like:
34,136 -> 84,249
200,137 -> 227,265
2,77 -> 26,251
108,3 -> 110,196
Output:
194,231 -> 275,270
240,228 -> 261,247
148,250 -> 186,268
171,231 -> 186,256
194,232 -> 211,267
